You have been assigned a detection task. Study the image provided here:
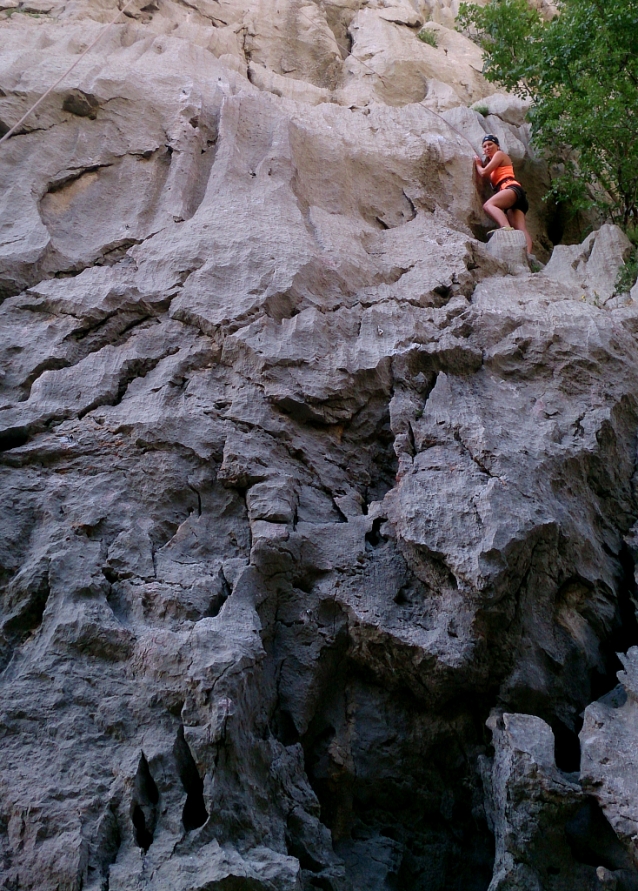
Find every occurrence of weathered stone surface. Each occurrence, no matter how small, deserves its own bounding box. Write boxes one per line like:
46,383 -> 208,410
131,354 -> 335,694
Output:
581,649 -> 638,867
471,92 -> 532,128
485,227 -> 529,274
482,713 -> 585,890
543,224 -> 633,305
1,1 -> 638,890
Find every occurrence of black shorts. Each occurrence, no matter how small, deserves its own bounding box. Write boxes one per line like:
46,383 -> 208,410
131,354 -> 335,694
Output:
505,184 -> 529,214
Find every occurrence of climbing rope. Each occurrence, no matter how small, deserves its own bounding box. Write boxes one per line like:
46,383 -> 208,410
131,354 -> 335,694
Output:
0,0 -> 138,146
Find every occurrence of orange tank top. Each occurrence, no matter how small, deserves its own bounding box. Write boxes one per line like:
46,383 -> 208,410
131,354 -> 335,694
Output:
489,163 -> 521,190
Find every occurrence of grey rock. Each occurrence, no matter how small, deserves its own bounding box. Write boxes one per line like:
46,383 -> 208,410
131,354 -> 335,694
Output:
543,223 -> 632,304
581,648 -> 638,867
485,228 -> 530,274
471,92 -> 532,128
1,2 -> 638,890
483,712 -> 585,891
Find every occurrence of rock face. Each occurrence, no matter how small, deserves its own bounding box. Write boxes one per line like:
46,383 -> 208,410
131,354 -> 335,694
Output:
1,1 -> 638,890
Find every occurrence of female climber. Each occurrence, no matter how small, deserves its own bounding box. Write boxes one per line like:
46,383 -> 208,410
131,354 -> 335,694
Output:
474,134 -> 533,255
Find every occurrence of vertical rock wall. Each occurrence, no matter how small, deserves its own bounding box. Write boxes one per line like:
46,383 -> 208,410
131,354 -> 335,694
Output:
0,1 -> 637,889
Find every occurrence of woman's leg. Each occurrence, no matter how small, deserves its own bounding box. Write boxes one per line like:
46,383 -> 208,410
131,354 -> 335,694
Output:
483,190 -> 516,228
506,208 -> 533,254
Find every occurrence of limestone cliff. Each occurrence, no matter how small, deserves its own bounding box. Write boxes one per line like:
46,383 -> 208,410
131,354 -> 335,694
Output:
1,1 -> 637,890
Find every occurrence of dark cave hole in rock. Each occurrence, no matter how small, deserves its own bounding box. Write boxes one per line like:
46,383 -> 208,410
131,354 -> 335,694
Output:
591,543 -> 638,703
544,196 -> 593,248
285,810 -> 325,872
0,278 -> 22,301
302,679 -> 495,891
590,659 -> 625,704
615,542 -> 638,645
552,718 -> 582,773
393,586 -> 409,605
469,221 -> 494,243
132,805 -> 153,853
379,824 -> 400,842
4,578 -> 50,643
206,592 -> 227,618
566,798 -> 634,873
392,817 -> 494,891
365,517 -> 386,550
546,206 -> 565,247
341,397 -> 397,508
271,708 -> 300,746
102,566 -> 118,584
173,725 -> 208,831
316,598 -> 346,640
293,573 -> 321,596
131,753 -> 159,852
206,567 -> 232,618
433,283 -> 453,301
305,723 -> 336,774
304,878 -> 336,891
507,550 -> 638,776
0,428 -> 29,452
303,723 -> 349,839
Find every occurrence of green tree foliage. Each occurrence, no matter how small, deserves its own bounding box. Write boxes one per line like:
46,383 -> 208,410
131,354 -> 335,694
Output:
458,0 -> 638,227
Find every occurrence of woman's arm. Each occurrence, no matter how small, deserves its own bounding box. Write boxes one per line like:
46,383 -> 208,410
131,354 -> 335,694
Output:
474,150 -> 507,177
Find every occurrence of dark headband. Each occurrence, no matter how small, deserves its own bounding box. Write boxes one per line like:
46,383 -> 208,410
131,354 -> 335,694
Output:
482,134 -> 500,146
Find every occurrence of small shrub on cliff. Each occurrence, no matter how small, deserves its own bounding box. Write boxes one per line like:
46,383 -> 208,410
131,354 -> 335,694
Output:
458,0 -> 638,229
615,250 -> 638,295
417,29 -> 438,47
616,228 -> 638,294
